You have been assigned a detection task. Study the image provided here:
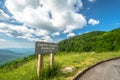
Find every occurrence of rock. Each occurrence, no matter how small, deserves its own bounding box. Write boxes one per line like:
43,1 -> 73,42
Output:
61,67 -> 75,73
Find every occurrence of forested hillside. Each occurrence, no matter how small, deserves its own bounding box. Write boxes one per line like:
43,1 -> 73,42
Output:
96,28 -> 120,52
58,28 -> 120,52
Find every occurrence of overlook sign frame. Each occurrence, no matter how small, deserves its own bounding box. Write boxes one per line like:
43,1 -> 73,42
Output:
35,41 -> 58,78
35,42 -> 58,54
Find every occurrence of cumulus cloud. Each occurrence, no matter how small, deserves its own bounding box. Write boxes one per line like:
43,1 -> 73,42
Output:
68,0 -> 83,12
41,36 -> 53,42
5,0 -> 86,36
0,23 -> 33,37
64,12 -> 86,33
0,23 -> 53,42
88,18 -> 99,26
0,9 -> 10,20
67,32 -> 75,37
52,32 -> 60,37
88,0 -> 96,2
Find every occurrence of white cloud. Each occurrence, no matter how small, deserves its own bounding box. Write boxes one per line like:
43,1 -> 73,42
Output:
67,32 -> 75,37
35,29 -> 49,36
52,32 -> 60,37
0,23 -> 52,42
0,23 -> 34,37
5,0 -> 86,35
41,36 -> 53,42
68,0 -> 83,12
64,12 -> 86,33
0,9 -> 10,20
88,18 -> 100,26
88,0 -> 96,2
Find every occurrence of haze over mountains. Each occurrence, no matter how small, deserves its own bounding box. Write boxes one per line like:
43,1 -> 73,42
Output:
0,48 -> 34,64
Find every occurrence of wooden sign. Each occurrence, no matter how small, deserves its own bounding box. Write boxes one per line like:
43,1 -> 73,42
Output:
35,42 -> 58,54
35,41 -> 58,78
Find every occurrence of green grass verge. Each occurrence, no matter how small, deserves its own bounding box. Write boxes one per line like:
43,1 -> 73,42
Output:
0,51 -> 120,80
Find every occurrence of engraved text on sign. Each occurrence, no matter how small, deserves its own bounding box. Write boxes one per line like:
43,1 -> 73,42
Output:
35,42 -> 58,54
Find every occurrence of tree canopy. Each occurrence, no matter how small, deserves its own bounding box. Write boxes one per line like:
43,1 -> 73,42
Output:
58,28 -> 120,52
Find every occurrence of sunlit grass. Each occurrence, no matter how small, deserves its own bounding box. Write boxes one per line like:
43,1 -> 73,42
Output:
0,51 -> 120,80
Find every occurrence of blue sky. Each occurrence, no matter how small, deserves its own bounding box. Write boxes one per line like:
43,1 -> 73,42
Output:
0,0 -> 120,48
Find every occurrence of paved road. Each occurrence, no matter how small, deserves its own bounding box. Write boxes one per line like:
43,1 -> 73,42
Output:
73,58 -> 120,80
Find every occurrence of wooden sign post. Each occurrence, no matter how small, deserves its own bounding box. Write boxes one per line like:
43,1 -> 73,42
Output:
50,53 -> 54,69
35,42 -> 58,78
37,54 -> 43,77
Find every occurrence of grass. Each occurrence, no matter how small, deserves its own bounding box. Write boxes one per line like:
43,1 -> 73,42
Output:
0,51 -> 120,80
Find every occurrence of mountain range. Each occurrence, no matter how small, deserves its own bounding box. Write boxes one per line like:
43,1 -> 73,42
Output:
0,48 -> 34,65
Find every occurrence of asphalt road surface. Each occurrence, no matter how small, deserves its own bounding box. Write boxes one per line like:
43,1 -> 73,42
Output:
73,58 -> 120,80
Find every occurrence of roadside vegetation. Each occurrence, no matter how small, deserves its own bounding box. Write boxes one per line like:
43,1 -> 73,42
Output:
0,51 -> 120,80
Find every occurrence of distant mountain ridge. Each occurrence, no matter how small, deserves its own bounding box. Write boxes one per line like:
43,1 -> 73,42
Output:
0,48 -> 34,65
7,48 -> 34,55
0,49 -> 19,64
0,49 -> 18,55
58,28 -> 120,52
